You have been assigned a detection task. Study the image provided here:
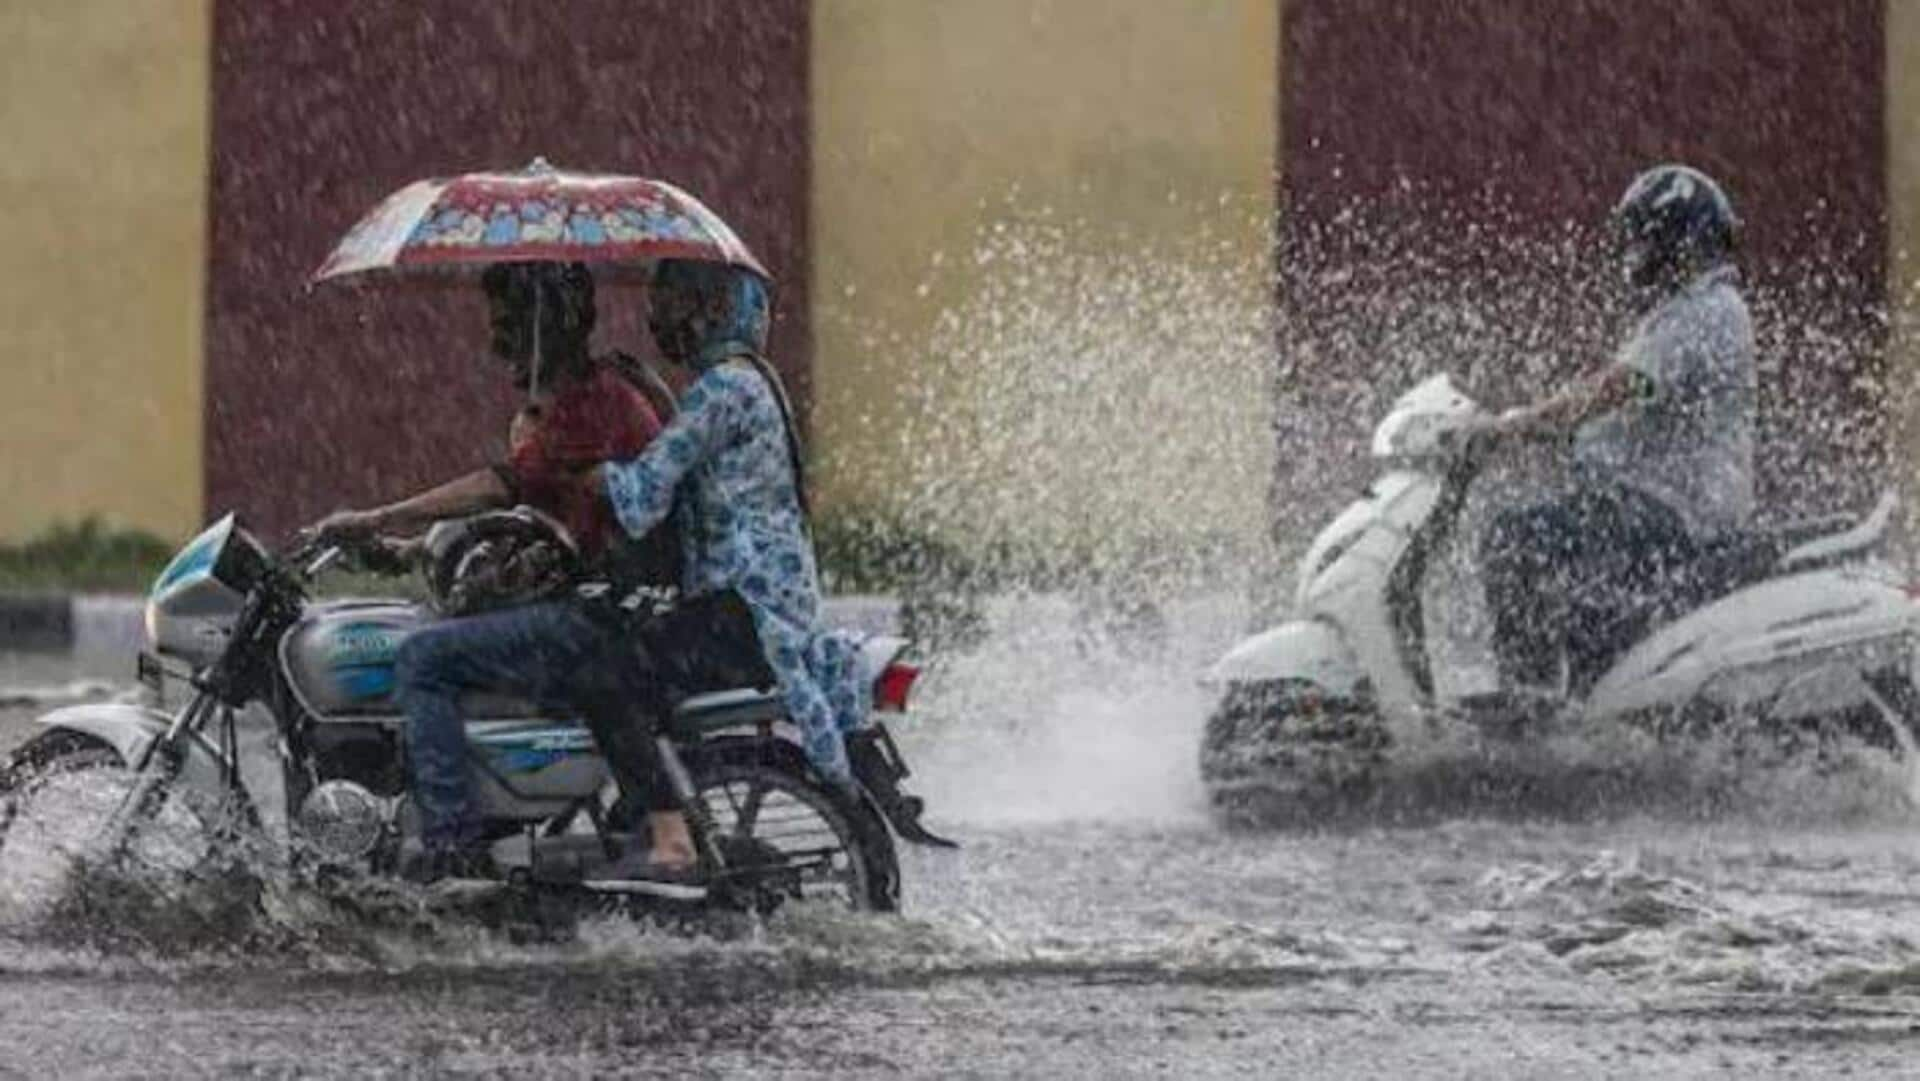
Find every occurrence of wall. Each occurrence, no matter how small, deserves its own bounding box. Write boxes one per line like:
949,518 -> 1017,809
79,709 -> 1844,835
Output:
1891,0 -> 1920,494
3,1 -> 1909,555
203,0 -> 810,539
1280,0 -> 1887,514
809,0 -> 1280,552
0,1 -> 210,542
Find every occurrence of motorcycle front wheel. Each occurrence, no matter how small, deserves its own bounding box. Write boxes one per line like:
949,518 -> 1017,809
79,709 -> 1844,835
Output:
0,730 -> 259,934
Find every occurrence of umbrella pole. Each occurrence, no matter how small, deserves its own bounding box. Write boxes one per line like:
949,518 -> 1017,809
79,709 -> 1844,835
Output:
529,286 -> 543,398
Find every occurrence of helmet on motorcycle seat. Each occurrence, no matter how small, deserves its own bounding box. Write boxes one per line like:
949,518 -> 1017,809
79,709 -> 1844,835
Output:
1610,164 -> 1740,290
421,508 -> 581,617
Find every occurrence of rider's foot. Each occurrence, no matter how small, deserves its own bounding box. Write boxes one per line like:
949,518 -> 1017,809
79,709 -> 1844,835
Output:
581,845 -> 708,900
398,842 -> 499,885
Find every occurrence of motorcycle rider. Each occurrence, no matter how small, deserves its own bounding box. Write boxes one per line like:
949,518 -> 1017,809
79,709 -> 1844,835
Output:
313,261 -> 704,893
1476,164 -> 1756,695
582,258 -> 871,886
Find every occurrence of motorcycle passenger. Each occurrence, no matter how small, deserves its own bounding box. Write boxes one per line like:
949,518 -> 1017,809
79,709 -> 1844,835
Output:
583,258 -> 872,885
1477,164 -> 1757,695
314,261 -> 702,892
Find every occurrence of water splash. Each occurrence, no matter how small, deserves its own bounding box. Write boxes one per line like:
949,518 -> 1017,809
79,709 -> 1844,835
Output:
4,192 -> 1916,1004
898,593 -> 1246,827
820,209 -> 1282,602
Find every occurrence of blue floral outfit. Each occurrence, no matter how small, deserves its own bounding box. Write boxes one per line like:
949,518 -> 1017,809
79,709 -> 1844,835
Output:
603,268 -> 869,782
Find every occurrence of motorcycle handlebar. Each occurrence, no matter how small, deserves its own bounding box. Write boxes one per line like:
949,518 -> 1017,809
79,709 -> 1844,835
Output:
280,530 -> 415,581
302,545 -> 346,579
1436,424 -> 1498,460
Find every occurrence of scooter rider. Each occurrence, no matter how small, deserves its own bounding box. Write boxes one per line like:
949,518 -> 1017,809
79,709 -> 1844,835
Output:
581,259 -> 871,885
1476,164 -> 1757,694
312,262 -> 705,893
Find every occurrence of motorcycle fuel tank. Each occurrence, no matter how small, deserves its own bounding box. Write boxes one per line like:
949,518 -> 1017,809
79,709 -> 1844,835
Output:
281,601 -> 570,721
282,602 -> 605,812
279,601 -> 424,717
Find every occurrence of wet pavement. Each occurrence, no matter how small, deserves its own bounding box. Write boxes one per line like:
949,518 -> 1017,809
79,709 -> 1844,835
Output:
5,606 -> 1920,1078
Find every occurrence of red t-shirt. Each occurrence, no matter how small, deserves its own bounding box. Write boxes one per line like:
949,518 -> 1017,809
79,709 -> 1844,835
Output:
503,364 -> 661,558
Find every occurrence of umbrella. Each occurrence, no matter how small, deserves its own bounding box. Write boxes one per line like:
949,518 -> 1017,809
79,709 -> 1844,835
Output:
313,158 -> 760,400
312,157 -> 770,283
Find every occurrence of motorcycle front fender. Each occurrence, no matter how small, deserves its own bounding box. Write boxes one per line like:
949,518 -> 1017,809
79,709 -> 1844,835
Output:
1204,619 -> 1367,698
31,702 -> 242,810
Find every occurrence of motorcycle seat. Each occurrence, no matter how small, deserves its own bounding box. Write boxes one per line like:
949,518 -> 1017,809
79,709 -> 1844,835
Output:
1775,490 -> 1896,570
1684,490 -> 1895,600
669,687 -> 784,737
1760,514 -> 1861,552
1564,493 -> 1897,693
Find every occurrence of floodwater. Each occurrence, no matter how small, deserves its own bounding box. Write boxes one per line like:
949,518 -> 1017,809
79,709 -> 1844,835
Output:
5,602 -> 1920,1080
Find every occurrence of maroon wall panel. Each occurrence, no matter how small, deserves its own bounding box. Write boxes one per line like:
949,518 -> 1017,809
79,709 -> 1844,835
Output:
205,0 -> 810,537
1280,0 -> 1886,513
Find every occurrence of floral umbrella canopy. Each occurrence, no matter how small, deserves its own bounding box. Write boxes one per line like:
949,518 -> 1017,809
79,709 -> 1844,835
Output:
313,157 -> 769,283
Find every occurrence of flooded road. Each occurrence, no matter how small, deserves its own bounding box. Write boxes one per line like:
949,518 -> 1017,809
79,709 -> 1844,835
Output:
5,605 -> 1920,1079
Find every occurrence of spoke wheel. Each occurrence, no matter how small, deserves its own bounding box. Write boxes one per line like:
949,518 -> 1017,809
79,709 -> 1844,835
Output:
694,761 -> 876,912
0,733 -> 252,934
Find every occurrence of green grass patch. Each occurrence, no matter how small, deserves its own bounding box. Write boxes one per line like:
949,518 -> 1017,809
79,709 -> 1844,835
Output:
0,519 -> 175,593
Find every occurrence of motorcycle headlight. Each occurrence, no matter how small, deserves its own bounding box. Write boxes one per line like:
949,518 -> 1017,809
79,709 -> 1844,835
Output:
143,597 -> 160,646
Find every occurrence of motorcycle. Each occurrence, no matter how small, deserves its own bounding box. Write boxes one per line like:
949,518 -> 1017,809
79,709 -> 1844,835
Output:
0,509 -> 954,916
1201,373 -> 1920,820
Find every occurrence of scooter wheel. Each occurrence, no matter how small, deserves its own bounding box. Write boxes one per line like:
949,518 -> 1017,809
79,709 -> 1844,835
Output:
1199,680 -> 1388,828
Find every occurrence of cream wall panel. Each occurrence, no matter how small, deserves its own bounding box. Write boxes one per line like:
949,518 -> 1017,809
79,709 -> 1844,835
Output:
1892,0 -> 1920,493
812,0 -> 1279,551
0,0 -> 209,542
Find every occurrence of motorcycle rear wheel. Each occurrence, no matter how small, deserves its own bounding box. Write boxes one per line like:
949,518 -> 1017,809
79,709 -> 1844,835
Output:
692,758 -> 896,913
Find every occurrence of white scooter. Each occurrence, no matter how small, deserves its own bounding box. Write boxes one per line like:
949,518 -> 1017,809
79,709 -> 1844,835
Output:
1200,374 -> 1919,817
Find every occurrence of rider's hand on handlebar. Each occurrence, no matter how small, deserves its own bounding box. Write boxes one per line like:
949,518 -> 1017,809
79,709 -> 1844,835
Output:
312,507 -> 387,542
354,535 -> 420,576
1441,413 -> 1509,458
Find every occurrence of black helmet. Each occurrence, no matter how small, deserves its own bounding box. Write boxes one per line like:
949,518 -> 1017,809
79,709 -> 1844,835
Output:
1610,164 -> 1739,289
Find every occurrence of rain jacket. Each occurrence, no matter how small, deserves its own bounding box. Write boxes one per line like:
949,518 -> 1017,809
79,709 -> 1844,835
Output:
602,272 -> 868,782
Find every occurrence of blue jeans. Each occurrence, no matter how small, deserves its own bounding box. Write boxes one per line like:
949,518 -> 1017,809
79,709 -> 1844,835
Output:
393,601 -> 669,846
1480,483 -> 1694,691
